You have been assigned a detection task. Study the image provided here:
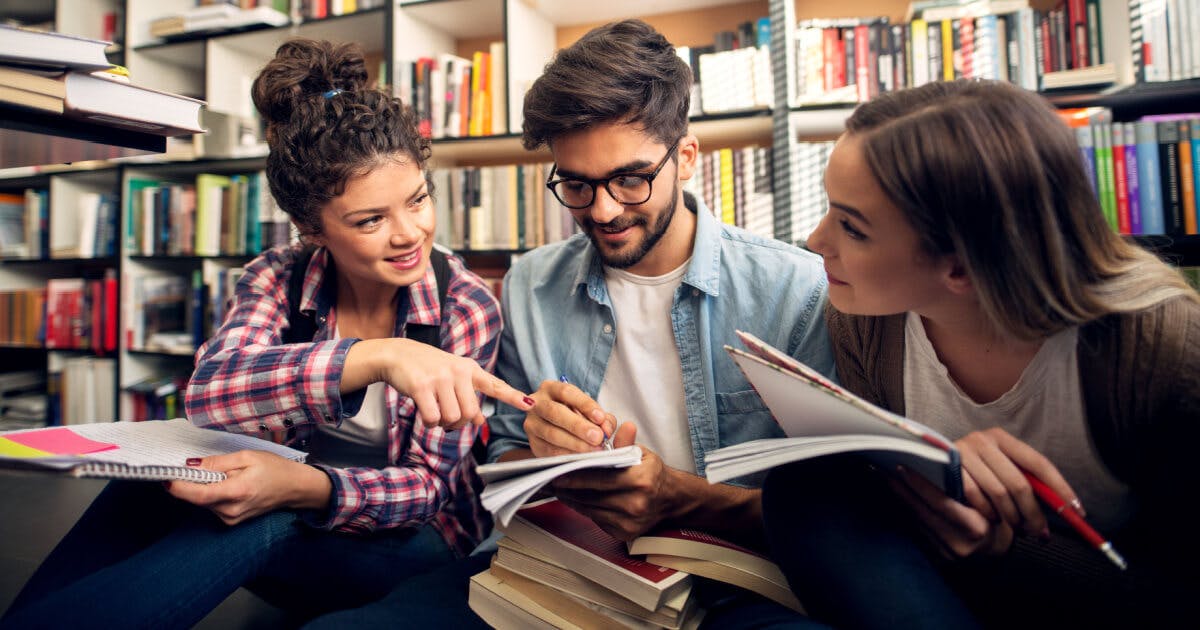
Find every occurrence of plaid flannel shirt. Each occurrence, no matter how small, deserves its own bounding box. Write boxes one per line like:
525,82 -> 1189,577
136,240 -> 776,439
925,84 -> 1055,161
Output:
185,244 -> 501,556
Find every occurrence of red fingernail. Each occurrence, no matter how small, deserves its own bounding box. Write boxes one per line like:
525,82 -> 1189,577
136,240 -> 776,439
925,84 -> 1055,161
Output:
523,396 -> 535,406
186,458 -> 201,466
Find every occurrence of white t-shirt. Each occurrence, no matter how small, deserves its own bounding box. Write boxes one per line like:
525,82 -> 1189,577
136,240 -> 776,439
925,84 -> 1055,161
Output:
596,260 -> 696,474
310,326 -> 390,469
902,311 -> 1132,531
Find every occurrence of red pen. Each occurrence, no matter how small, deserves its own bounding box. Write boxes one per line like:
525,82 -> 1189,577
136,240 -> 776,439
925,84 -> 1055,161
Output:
1022,471 -> 1127,571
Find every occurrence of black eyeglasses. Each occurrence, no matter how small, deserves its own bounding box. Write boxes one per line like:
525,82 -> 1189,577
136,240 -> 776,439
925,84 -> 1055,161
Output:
545,144 -> 679,210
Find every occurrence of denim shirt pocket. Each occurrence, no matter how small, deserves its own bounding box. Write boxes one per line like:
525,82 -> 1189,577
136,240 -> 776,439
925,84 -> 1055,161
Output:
711,389 -> 784,488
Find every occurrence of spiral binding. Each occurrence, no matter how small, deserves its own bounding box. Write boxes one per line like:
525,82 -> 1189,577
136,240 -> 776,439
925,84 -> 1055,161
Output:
74,463 -> 226,483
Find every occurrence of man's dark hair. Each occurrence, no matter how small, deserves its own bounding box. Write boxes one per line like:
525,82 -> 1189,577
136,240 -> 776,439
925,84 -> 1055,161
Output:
521,19 -> 691,150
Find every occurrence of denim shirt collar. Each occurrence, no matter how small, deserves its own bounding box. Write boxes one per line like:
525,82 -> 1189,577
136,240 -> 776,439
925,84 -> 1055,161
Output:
572,192 -> 722,305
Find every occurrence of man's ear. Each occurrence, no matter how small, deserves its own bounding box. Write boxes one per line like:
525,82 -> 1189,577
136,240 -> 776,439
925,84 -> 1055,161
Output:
676,133 -> 699,181
942,256 -> 973,295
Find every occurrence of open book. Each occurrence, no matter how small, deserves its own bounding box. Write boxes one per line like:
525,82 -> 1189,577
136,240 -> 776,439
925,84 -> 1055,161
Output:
478,446 -> 643,526
0,418 -> 306,483
705,331 -> 963,500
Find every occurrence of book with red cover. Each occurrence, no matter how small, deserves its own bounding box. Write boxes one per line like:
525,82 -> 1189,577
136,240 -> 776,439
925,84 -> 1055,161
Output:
498,499 -> 692,612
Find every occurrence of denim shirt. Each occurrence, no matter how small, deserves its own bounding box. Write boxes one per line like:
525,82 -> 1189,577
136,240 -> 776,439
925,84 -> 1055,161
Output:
488,194 -> 836,483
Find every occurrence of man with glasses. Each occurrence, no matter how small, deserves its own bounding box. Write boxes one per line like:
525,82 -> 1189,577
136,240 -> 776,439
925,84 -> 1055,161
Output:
303,19 -> 834,629
485,18 -> 833,626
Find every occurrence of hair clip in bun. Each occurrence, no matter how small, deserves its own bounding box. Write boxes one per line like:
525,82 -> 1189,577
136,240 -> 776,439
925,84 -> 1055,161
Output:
323,89 -> 344,99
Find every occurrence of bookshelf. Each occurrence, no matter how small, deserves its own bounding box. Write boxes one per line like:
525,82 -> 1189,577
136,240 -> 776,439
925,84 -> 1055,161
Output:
4,0 -> 1196,427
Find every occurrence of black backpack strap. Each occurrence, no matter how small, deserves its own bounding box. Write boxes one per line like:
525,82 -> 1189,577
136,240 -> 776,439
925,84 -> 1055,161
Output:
282,246 -> 319,345
404,248 -> 451,347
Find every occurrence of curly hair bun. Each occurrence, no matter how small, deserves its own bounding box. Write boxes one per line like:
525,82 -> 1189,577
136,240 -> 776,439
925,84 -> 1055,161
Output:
251,39 -> 369,133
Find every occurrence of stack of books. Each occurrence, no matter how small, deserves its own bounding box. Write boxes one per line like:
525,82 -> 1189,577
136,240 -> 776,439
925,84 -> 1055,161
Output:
470,449 -> 806,628
471,498 -> 704,629
0,24 -> 204,137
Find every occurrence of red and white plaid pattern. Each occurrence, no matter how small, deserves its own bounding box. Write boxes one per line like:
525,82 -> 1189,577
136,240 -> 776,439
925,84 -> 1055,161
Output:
185,243 -> 501,556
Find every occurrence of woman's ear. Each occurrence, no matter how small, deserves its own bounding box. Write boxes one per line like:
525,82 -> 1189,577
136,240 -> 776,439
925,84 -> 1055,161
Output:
676,134 -> 699,181
297,221 -> 325,248
942,256 -> 973,295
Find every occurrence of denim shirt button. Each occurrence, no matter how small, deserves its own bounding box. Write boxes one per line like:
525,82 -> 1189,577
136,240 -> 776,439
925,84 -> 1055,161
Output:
283,417 -> 294,427
603,324 -> 612,334
692,288 -> 700,297
258,423 -> 268,432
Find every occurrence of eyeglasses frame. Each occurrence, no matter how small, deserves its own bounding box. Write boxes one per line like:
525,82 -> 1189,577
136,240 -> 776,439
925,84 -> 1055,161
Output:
545,143 -> 680,210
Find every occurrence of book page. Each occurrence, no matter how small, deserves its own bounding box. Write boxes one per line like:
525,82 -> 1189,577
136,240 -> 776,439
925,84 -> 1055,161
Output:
480,446 -> 642,526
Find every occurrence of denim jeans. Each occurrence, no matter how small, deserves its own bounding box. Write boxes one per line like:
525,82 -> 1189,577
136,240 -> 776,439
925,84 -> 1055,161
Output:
761,456 -> 1166,630
0,481 -> 456,630
304,549 -> 829,629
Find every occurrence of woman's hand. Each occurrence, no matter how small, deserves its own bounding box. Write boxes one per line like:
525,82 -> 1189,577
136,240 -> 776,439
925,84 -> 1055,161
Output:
345,338 -> 533,430
890,427 -> 1083,559
955,427 -> 1081,536
165,450 -> 332,525
888,466 -> 1015,558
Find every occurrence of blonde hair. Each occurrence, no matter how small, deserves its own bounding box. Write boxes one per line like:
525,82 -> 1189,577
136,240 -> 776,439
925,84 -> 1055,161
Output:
845,80 -> 1198,340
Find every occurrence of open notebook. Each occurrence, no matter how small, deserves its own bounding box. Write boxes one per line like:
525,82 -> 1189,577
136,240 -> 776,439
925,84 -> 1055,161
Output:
704,331 -> 963,500
0,418 -> 306,483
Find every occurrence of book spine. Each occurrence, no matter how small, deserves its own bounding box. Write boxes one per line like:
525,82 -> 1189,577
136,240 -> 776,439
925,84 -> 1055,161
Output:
1112,123 -> 1131,234
1135,120 -> 1165,234
1124,124 -> 1143,235
1158,120 -> 1183,235
1180,120 -> 1197,235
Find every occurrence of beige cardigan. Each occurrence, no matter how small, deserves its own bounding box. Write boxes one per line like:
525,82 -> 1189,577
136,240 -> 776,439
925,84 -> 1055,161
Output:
824,297 -> 1200,578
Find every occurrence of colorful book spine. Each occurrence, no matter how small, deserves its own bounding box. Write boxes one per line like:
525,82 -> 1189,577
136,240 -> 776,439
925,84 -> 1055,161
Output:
1123,123 -> 1143,235
1094,121 -> 1117,230
1157,121 -> 1183,234
1075,126 -> 1097,194
1112,123 -> 1131,234
1134,120 -> 1166,234
1180,120 -> 1197,234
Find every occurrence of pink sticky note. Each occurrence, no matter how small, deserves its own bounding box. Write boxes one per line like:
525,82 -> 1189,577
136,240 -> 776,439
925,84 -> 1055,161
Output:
5,428 -> 119,455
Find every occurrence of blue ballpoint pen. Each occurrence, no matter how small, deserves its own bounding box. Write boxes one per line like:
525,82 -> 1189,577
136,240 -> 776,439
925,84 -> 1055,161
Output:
559,375 -> 613,450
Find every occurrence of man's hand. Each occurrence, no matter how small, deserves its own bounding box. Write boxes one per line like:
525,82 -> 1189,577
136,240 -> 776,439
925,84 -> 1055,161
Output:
523,380 -> 617,457
551,423 -> 682,541
165,450 -> 332,526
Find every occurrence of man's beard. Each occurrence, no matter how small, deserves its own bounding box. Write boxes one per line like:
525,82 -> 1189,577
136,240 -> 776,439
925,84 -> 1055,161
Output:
579,181 -> 678,269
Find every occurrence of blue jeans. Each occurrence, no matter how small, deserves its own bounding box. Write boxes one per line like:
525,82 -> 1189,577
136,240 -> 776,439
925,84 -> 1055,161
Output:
761,456 -> 1166,630
304,550 -> 829,629
0,481 -> 456,630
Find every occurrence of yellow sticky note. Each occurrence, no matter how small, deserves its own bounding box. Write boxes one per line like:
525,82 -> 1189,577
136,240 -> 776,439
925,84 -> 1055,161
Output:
0,437 -> 51,458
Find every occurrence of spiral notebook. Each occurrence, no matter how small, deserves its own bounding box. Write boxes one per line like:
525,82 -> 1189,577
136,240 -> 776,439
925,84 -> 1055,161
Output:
0,418 -> 306,483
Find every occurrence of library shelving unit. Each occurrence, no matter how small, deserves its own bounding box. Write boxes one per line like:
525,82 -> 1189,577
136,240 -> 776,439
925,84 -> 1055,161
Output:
773,0 -> 1200,266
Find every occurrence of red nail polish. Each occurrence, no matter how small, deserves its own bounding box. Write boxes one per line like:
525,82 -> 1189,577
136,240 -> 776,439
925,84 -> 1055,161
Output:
186,458 -> 202,466
523,396 -> 535,406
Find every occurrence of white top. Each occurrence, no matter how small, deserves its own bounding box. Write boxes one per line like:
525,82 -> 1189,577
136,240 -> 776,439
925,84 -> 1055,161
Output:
902,311 -> 1131,531
597,260 -> 696,474
310,326 -> 390,469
